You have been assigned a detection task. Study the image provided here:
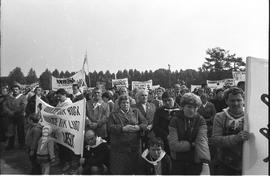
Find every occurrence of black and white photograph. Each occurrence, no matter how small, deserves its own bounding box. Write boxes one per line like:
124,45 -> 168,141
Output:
0,0 -> 268,175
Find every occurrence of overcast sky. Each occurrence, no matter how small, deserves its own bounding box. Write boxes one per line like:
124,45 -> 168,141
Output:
1,0 -> 268,76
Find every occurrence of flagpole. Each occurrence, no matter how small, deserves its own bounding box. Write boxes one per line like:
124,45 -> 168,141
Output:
83,51 -> 91,88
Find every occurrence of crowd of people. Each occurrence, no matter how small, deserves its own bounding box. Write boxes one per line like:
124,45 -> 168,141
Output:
0,82 -> 250,175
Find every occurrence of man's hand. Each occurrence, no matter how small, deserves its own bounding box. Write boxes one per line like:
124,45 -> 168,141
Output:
147,124 -> 153,130
122,125 -> 140,132
79,157 -> 85,165
238,131 -> 250,141
200,163 -> 210,175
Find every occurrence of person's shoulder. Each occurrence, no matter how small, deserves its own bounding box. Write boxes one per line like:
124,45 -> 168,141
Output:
147,102 -> 156,109
214,111 -> 226,121
163,154 -> 171,162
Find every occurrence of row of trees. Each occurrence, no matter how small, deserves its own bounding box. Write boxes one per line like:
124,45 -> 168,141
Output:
1,47 -> 246,90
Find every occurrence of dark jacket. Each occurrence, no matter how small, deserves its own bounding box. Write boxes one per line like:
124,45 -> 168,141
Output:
153,106 -> 180,140
83,140 -> 110,168
210,98 -> 227,113
132,102 -> 156,125
168,110 -> 210,163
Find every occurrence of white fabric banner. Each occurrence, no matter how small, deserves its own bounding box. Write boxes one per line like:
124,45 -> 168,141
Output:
112,78 -> 129,89
36,97 -> 86,155
191,85 -> 201,92
151,85 -> 160,90
207,78 -> 234,90
243,57 -> 268,175
51,70 -> 87,94
132,80 -> 153,90
232,71 -> 246,86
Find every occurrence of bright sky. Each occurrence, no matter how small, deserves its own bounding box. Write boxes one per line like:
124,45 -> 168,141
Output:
0,0 -> 268,76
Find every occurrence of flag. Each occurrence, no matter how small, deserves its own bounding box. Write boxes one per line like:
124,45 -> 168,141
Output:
82,51 -> 91,87
82,51 -> 89,74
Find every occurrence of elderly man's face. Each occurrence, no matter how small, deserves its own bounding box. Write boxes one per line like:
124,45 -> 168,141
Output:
120,88 -> 128,95
12,87 -> 20,96
138,92 -> 148,104
84,131 -> 96,146
93,89 -> 102,100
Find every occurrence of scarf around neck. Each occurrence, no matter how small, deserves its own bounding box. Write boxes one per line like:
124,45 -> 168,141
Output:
85,136 -> 107,151
141,149 -> 166,166
223,107 -> 244,130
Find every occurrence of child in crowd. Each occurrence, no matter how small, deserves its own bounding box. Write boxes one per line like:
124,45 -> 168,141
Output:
139,137 -> 172,175
25,113 -> 43,174
36,125 -> 55,175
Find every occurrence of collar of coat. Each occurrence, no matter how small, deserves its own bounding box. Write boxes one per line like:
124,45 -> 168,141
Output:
85,136 -> 107,151
13,93 -> 23,99
141,149 -> 166,166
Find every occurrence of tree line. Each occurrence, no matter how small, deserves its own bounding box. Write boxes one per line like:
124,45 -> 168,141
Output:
1,47 -> 246,90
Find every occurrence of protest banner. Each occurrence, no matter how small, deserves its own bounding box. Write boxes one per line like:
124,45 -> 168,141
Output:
232,71 -> 246,86
206,80 -> 222,90
36,97 -> 86,155
51,70 -> 87,94
132,80 -> 153,90
223,78 -> 234,87
242,57 -> 268,175
207,78 -> 234,90
191,85 -> 201,92
112,78 -> 129,89
151,85 -> 160,90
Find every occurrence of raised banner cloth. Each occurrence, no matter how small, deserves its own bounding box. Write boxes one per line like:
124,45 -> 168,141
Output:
36,97 -> 86,155
112,78 -> 129,89
242,57 -> 268,175
51,70 -> 87,94
132,80 -> 153,90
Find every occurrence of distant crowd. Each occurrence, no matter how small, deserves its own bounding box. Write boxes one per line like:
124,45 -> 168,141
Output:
0,82 -> 249,175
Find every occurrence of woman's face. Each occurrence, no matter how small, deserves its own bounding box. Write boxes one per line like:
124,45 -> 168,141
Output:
120,99 -> 130,112
183,104 -> 197,118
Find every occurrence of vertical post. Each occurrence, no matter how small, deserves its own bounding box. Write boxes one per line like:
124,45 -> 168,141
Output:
168,64 -> 171,88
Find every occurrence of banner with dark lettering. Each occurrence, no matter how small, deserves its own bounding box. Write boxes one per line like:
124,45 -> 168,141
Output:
132,80 -> 153,90
232,71 -> 246,86
51,70 -> 87,94
36,97 -> 86,155
207,78 -> 234,90
112,78 -> 129,89
243,57 -> 268,175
